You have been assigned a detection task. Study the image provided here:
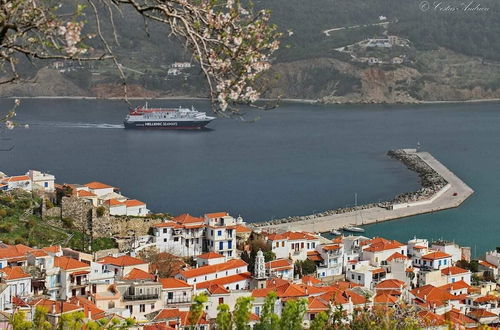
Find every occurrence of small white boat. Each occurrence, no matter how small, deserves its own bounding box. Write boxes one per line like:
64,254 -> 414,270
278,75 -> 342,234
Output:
330,229 -> 342,235
343,225 -> 365,233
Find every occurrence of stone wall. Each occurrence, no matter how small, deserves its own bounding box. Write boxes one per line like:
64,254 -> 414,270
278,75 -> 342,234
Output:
59,196 -> 164,238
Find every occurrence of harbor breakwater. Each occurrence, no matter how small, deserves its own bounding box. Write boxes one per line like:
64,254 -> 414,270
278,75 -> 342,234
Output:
251,149 -> 473,232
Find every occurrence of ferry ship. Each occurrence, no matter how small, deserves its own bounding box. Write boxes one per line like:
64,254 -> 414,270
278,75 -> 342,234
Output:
123,104 -> 216,129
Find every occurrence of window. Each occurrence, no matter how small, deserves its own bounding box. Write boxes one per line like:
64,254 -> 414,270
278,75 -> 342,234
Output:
358,275 -> 361,281
163,238 -> 167,242
307,243 -> 310,249
444,259 -> 447,265
312,243 -> 315,248
275,242 -> 279,248
218,230 -> 222,236
351,274 -> 354,280
151,304 -> 155,310
168,292 -> 173,300
211,230 -> 214,236
44,182 -> 49,187
236,284 -> 240,290
108,301 -> 115,309
140,304 -> 145,313
163,229 -> 167,234
219,297 -> 224,304
282,241 -> 285,247
301,242 -> 304,249
228,240 -> 232,249
174,237 -> 179,242
126,305 -> 133,313
291,243 -> 294,249
219,242 -> 223,250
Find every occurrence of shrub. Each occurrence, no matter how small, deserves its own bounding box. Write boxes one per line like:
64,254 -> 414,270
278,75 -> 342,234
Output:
14,237 -> 27,245
0,208 -> 7,218
61,217 -> 74,229
0,223 -> 14,233
96,206 -> 106,217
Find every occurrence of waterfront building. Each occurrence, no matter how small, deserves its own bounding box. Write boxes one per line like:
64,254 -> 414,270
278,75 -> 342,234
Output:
265,231 -> 320,261
0,175 -> 32,191
361,237 -> 407,267
440,266 -> 472,285
314,243 -> 344,278
485,248 -> 500,268
431,240 -> 463,263
27,170 -> 55,192
204,212 -> 242,259
413,251 -> 453,271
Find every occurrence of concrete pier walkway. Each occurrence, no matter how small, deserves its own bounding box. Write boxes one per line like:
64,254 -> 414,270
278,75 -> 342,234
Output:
255,149 -> 474,233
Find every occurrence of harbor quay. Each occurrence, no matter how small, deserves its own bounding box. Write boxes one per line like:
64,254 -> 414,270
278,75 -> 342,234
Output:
251,149 -> 474,233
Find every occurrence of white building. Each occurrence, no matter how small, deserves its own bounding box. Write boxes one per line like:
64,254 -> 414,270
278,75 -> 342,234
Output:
159,278 -> 193,310
440,266 -> 471,285
28,170 -> 55,192
346,260 -> 386,289
266,231 -> 320,261
315,243 -> 344,278
265,259 -> 294,280
0,266 -> 32,311
1,175 -> 32,191
361,237 -> 407,267
175,259 -> 248,288
204,212 -> 244,259
431,241 -> 462,263
485,248 -> 500,268
124,199 -> 149,216
153,214 -> 205,257
84,182 -> 116,197
413,251 -> 453,271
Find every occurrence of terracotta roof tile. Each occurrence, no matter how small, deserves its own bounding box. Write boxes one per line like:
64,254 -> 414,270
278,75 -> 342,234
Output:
159,278 -> 191,289
173,214 -> 203,224
0,266 -> 31,280
196,272 -> 251,289
205,212 -> 229,218
179,259 -> 247,279
197,252 -> 224,260
85,182 -> 114,189
54,256 -> 89,270
441,266 -> 469,276
98,255 -> 146,267
122,268 -> 155,281
265,259 -> 293,271
422,251 -> 451,260
124,199 -> 145,207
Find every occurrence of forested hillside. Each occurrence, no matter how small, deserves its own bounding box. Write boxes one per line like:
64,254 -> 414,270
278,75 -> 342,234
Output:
3,0 -> 500,103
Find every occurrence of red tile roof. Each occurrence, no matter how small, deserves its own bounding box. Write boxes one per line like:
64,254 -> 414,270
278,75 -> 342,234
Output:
99,255 -> 146,267
441,266 -> 469,276
122,268 -> 155,281
438,280 -> 471,292
235,224 -> 252,233
68,297 -> 106,320
153,309 -> 209,326
0,244 -> 36,260
422,251 -> 451,260
54,256 -> 89,270
410,285 -> 457,303
363,238 -> 404,253
474,295 -> 499,303
267,231 -> 318,241
197,252 -> 224,260
42,246 -> 62,254
124,199 -> 145,207
173,213 -> 203,224
29,298 -> 82,314
105,198 -> 124,206
159,278 -> 191,290
207,284 -> 230,294
85,182 -> 114,189
373,293 -> 398,304
307,251 -> 323,262
196,272 -> 252,289
3,175 -> 30,182
205,212 -> 229,218
0,266 -> 31,280
386,252 -> 408,261
179,259 -> 247,279
375,279 -> 406,290
76,190 -> 97,197
322,244 -> 341,251
468,308 -> 498,319
265,259 -> 293,271
301,275 -> 321,285
478,260 -> 497,269
417,310 -> 446,327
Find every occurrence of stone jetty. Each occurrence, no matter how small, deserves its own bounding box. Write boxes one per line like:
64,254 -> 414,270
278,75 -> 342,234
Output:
250,149 -> 474,233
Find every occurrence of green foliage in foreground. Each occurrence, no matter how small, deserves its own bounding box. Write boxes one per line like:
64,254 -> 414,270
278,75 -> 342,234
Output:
211,292 -> 426,330
9,307 -> 135,330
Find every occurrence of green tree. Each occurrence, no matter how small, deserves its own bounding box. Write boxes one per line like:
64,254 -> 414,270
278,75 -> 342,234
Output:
33,307 -> 52,330
295,259 -> 317,277
57,311 -> 85,330
216,304 -> 232,330
8,310 -> 32,330
233,296 -> 254,330
189,293 -> 208,327
255,292 -> 280,330
310,311 -> 328,330
280,298 -> 307,330
263,250 -> 276,262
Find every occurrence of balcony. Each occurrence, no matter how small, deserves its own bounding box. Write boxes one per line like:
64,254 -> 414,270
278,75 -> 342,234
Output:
166,297 -> 192,305
123,293 -> 159,301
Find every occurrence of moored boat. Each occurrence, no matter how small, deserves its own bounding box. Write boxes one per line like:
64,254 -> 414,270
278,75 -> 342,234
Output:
343,225 -> 365,233
330,229 -> 342,235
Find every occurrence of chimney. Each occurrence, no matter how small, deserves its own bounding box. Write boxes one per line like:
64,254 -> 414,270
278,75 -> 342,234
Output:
51,304 -> 56,314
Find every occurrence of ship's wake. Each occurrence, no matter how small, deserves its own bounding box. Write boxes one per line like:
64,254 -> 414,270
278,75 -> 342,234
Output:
29,122 -> 124,129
